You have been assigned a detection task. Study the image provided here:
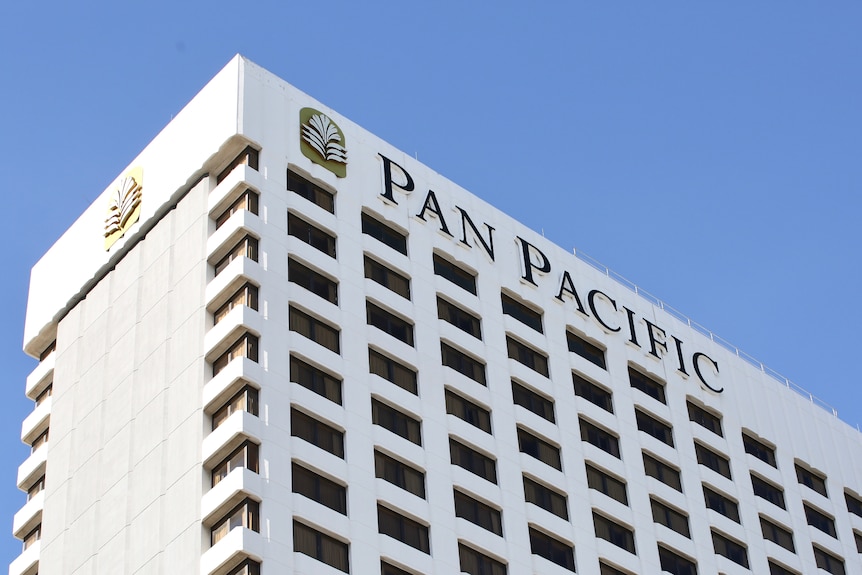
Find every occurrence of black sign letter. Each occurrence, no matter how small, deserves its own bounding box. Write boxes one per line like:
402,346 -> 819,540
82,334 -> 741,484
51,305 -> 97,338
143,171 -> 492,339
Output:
517,236 -> 551,286
379,153 -> 414,204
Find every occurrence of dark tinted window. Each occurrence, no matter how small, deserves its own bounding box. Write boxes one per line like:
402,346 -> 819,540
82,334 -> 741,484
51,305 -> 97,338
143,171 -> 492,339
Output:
288,169 -> 335,213
511,380 -> 555,422
454,489 -> 502,535
580,419 -> 620,458
441,342 -> 486,385
364,256 -> 410,299
628,367 -> 666,403
369,349 -> 417,394
506,336 -> 549,376
501,293 -> 542,333
523,476 -> 568,519
567,331 -> 606,369
290,356 -> 342,404
573,372 -> 613,413
446,390 -> 492,433
362,212 -> 407,255
288,212 -> 336,257
433,254 -> 476,294
289,258 -> 338,304
438,297 -> 482,339
367,302 -> 414,346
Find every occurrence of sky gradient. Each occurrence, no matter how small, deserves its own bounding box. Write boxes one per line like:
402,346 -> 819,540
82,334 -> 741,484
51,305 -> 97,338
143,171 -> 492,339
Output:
2,1 -> 861,566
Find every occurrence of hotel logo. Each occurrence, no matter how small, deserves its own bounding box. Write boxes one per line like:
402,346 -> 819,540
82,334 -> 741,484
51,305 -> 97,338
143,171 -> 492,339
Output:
300,108 -> 347,178
104,166 -> 143,250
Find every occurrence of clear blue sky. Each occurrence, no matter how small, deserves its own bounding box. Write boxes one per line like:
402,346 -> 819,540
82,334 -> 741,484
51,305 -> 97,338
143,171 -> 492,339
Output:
2,1 -> 860,566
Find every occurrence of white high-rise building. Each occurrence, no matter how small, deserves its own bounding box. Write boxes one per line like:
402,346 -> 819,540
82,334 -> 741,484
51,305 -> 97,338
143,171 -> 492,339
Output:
10,56 -> 862,575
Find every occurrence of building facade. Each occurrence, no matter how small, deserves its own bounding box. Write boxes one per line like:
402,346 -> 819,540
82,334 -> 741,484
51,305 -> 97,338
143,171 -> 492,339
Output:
10,56 -> 862,575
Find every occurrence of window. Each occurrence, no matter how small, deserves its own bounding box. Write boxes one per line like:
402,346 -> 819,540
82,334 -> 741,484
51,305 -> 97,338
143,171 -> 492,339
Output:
580,418 -> 620,458
855,531 -> 862,553
703,486 -> 740,522
290,356 -> 342,404
651,498 -> 690,537
214,235 -> 258,276
288,168 -> 335,212
501,293 -> 542,333
212,333 -> 259,376
804,503 -> 836,537
847,491 -> 862,518
573,372 -> 613,413
523,476 -> 568,519
364,256 -> 410,299
226,559 -> 260,575
760,516 -> 795,552
511,380 -> 555,422
289,258 -> 338,304
441,342 -> 486,385
459,543 -> 506,575
636,409 -> 674,447
215,188 -> 259,229
211,498 -> 259,545
369,349 -> 417,394
433,254 -> 476,295
529,527 -> 575,571
22,525 -> 40,550
212,385 -> 259,430
687,401 -> 723,436
454,489 -> 502,535
288,212 -> 336,257
291,408 -> 344,458
374,450 -> 425,498
217,146 -> 258,183
26,476 -> 45,501
34,384 -> 52,407
751,474 -> 786,509
367,302 -> 414,346
362,212 -> 407,255
214,283 -> 259,324
628,367 -> 666,403
711,530 -> 748,568
438,297 -> 482,339
377,504 -> 429,553
658,545 -> 697,575
39,340 -> 56,361
694,442 -> 731,479
372,398 -> 421,445
293,520 -> 349,572
445,390 -> 491,433
450,438 -> 497,483
506,336 -> 549,376
586,463 -> 628,505
381,561 -> 417,575
813,546 -> 846,575
289,306 -> 340,353
212,441 -> 259,486
643,452 -> 682,491
292,462 -> 346,514
795,463 -> 827,497
593,513 -> 636,554
600,563 -> 633,575
742,431 -> 776,467
517,428 -> 562,470
768,561 -> 801,575
567,331 -> 606,369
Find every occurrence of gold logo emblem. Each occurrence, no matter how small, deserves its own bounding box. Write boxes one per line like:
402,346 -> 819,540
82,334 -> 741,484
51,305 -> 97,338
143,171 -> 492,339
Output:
104,166 -> 143,250
300,108 -> 347,178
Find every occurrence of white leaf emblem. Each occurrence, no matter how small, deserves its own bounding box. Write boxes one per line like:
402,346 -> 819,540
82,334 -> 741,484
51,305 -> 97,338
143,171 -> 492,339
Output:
105,175 -> 142,238
301,113 -> 348,164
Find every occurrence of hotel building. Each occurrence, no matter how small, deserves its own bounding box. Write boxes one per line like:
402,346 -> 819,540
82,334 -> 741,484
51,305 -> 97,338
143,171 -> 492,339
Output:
10,56 -> 862,575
